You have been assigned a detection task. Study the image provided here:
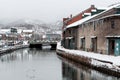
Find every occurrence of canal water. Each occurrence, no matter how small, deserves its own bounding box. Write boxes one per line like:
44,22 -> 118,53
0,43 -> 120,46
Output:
0,48 -> 119,80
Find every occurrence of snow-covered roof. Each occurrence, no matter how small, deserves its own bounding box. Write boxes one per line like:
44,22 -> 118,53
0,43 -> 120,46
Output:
22,30 -> 33,33
0,29 -> 10,34
17,29 -> 22,34
66,15 -> 92,29
97,7 -> 108,10
91,9 -> 97,12
83,13 -> 91,15
66,3 -> 120,29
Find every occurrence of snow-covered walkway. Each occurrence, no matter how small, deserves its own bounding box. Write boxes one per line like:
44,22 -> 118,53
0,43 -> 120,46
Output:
57,42 -> 120,72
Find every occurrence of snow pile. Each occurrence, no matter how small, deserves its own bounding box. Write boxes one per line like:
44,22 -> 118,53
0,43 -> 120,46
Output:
57,42 -> 120,71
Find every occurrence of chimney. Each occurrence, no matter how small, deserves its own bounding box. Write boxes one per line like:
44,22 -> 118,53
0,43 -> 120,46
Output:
91,5 -> 95,9
70,14 -> 72,18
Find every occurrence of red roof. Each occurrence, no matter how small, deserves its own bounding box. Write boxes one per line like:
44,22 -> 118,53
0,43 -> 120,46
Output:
63,5 -> 96,26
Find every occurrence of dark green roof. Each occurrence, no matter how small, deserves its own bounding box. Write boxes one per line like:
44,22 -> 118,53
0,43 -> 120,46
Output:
91,9 -> 105,16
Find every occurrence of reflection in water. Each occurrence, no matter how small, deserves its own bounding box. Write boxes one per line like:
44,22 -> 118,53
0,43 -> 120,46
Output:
0,48 -> 120,80
0,48 -> 62,80
61,57 -> 120,80
0,49 -> 31,62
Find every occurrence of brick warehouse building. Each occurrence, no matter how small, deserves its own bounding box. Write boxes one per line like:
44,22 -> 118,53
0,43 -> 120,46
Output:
62,5 -> 98,49
62,4 -> 120,56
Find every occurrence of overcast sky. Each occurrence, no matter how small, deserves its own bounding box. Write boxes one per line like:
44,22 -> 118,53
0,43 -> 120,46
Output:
0,0 -> 119,23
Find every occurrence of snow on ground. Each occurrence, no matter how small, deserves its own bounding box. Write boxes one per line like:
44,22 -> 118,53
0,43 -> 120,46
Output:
57,42 -> 120,71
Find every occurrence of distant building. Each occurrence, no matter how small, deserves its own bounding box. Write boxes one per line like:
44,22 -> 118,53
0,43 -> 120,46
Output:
42,33 -> 61,41
22,30 -> 34,40
46,33 -> 61,41
62,4 -> 120,56
0,28 -> 18,40
11,28 -> 17,33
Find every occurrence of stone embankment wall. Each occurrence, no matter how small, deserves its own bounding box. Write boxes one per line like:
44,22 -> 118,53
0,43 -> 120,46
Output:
56,49 -> 120,77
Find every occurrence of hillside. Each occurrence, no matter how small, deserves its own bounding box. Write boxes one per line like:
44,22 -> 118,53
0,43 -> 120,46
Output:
0,19 -> 62,34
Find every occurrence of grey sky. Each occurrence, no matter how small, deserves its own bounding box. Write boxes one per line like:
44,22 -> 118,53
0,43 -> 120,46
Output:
0,0 -> 119,23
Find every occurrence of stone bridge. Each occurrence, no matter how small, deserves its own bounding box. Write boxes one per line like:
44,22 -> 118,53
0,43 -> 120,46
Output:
29,40 -> 58,50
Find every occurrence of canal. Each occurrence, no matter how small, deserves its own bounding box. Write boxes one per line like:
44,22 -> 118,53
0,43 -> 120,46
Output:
0,48 -> 119,80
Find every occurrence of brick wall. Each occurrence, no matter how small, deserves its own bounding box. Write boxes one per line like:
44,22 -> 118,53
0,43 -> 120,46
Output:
63,27 -> 78,49
78,15 -> 120,54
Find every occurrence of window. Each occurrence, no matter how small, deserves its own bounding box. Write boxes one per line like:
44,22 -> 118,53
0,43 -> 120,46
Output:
93,21 -> 96,31
72,29 -> 75,33
69,30 -> 71,34
116,8 -> 120,14
80,38 -> 85,50
111,20 -> 115,29
91,37 -> 97,52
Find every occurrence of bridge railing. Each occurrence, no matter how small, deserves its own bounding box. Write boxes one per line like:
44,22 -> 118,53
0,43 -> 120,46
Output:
30,40 -> 60,44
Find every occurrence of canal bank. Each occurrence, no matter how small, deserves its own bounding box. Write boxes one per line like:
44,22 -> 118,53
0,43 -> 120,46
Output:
56,42 -> 120,77
0,44 -> 29,55
59,55 -> 120,80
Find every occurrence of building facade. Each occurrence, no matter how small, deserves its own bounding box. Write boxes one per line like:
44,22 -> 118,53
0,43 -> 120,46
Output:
62,4 -> 120,56
62,27 -> 78,49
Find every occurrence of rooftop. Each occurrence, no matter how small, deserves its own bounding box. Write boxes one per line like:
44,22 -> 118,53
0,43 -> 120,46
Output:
65,3 -> 120,29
